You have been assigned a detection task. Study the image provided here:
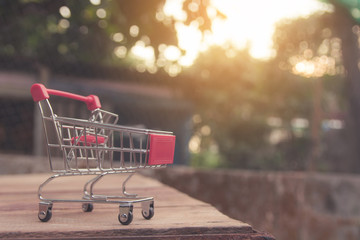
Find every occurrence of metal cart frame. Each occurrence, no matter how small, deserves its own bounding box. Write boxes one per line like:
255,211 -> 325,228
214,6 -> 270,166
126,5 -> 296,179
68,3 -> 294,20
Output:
31,83 -> 176,225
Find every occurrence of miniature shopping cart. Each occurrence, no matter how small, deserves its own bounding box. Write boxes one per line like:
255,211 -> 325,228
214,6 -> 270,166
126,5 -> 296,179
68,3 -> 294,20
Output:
31,83 -> 176,225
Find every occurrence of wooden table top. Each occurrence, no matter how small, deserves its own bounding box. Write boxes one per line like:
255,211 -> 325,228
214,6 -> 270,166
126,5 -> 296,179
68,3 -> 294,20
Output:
0,172 -> 274,239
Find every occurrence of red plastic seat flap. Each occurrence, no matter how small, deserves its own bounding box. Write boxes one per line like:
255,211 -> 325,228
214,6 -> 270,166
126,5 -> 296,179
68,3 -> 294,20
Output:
148,134 -> 176,165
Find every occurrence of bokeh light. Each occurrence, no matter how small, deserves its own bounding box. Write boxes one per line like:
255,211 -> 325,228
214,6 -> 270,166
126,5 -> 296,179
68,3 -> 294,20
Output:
129,25 -> 140,38
112,33 -> 124,43
96,8 -> 107,19
89,0 -> 101,6
59,6 -> 71,19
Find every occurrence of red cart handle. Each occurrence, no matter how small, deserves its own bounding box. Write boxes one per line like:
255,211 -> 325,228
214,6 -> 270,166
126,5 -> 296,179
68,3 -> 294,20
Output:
31,83 -> 101,111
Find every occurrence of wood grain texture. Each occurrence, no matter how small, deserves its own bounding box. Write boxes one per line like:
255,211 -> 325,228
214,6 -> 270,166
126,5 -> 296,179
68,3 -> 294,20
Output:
0,172 -> 274,239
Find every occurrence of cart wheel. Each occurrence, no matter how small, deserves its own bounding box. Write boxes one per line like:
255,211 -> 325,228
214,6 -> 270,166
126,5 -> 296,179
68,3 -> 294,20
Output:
118,210 -> 133,225
82,203 -> 94,212
38,209 -> 52,222
142,206 -> 154,220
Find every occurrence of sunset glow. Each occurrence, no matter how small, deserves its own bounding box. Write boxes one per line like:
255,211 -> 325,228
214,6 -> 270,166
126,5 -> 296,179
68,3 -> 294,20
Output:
119,0 -> 333,76
160,0 -> 332,70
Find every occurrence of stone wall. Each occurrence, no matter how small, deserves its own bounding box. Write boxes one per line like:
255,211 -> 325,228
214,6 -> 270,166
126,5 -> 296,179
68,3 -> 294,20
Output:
143,167 -> 360,240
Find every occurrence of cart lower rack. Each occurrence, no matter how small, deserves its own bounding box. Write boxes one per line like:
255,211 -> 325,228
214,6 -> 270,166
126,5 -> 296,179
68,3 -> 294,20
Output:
31,84 -> 176,225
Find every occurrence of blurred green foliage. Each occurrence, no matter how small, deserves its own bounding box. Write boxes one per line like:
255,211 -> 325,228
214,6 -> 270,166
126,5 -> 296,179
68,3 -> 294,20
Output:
180,47 -> 313,170
0,0 -> 176,71
180,12 -> 349,171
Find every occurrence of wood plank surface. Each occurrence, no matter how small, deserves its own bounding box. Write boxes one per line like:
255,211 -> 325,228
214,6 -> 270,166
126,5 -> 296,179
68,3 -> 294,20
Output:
0,172 -> 274,239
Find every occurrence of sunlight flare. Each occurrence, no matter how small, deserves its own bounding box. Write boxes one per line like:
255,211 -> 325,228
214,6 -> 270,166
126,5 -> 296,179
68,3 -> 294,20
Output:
132,0 -> 332,76
163,0 -> 332,65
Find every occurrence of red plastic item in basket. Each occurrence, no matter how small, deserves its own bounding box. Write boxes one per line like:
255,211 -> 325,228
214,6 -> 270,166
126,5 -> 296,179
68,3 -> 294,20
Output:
71,135 -> 105,146
148,134 -> 176,165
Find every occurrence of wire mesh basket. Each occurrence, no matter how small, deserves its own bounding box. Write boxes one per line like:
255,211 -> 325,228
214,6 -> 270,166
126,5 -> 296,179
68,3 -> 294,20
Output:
31,83 -> 176,225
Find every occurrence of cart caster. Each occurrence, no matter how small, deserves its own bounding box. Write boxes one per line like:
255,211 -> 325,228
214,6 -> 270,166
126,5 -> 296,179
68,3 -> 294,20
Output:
82,203 -> 94,212
118,205 -> 133,225
38,202 -> 53,222
141,201 -> 154,220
